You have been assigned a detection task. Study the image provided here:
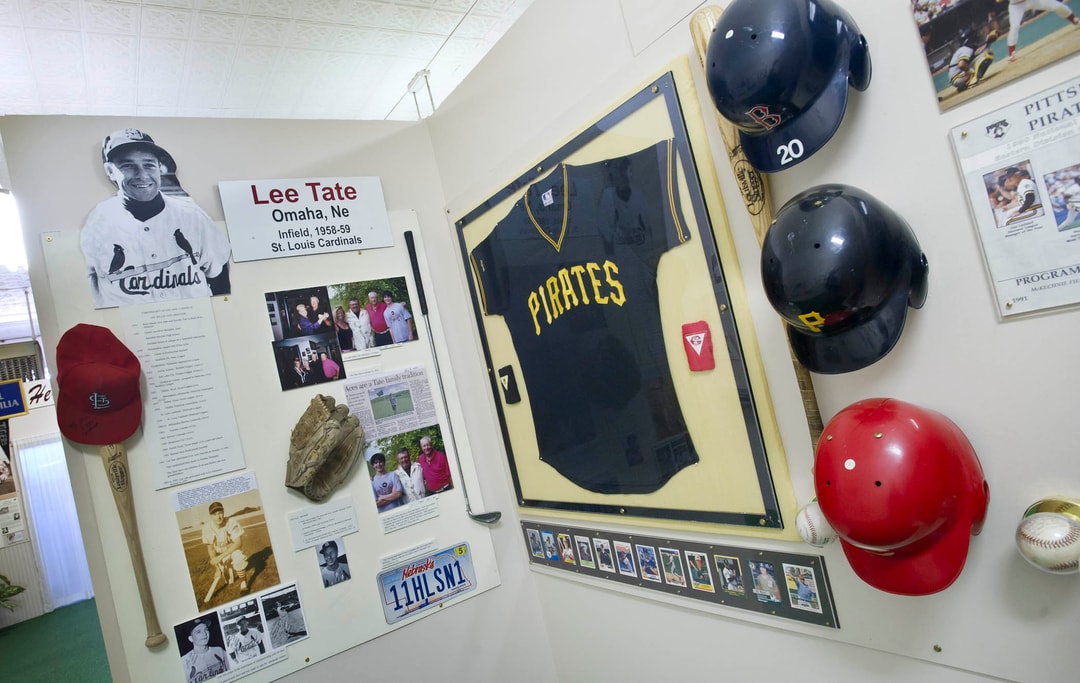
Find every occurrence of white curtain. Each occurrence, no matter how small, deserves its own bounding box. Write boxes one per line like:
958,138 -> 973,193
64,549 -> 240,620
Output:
13,432 -> 94,611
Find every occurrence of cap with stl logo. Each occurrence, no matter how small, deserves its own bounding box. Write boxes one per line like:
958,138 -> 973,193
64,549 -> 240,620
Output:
55,324 -> 142,445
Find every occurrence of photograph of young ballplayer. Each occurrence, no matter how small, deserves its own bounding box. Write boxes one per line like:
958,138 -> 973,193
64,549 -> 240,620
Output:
174,475 -> 279,610
748,559 -> 782,604
368,383 -> 414,420
557,533 -> 576,564
265,286 -> 335,341
685,551 -> 715,593
326,276 -> 419,349
81,128 -> 232,308
613,540 -> 637,577
174,612 -> 230,683
914,0 -> 1080,111
574,535 -> 596,569
659,547 -> 686,587
593,538 -> 616,573
366,424 -> 453,501
783,563 -> 823,614
271,333 -> 347,391
259,584 -> 309,650
527,528 -> 545,558
636,544 -> 661,582
1043,162 -> 1080,230
0,450 -> 15,497
982,161 -> 1046,227
541,530 -> 560,561
316,538 -> 351,587
219,600 -> 268,666
715,555 -> 745,597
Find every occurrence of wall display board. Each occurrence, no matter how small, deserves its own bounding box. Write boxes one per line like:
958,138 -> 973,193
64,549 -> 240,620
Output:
520,521 -> 838,629
36,192 -> 500,682
913,0 -> 1080,111
456,61 -> 797,532
951,75 -> 1080,318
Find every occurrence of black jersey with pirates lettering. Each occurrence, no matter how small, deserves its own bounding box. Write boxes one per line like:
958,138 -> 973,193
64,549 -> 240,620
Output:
470,140 -> 697,494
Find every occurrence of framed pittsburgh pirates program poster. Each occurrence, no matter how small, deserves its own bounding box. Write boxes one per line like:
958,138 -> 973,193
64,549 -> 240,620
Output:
456,59 -> 798,532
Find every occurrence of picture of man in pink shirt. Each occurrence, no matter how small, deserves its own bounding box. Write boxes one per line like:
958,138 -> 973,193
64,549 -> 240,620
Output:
417,436 -> 453,493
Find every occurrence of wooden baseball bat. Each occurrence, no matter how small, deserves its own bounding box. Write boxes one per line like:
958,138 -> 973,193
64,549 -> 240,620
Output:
689,6 -> 824,446
98,443 -> 167,648
203,564 -> 222,604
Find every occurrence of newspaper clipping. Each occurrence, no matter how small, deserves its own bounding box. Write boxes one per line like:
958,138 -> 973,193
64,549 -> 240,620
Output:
952,76 -> 1080,318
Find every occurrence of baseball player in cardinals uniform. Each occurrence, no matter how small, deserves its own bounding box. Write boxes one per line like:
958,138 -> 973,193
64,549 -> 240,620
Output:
470,140 -> 697,494
1000,0 -> 1080,62
203,501 -> 250,593
81,128 -> 232,308
227,617 -> 264,663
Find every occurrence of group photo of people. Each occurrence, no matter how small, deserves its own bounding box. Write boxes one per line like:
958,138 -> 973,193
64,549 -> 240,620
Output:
365,426 -> 454,514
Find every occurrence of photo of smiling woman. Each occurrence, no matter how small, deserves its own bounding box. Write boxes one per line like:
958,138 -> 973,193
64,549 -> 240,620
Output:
80,128 -> 232,308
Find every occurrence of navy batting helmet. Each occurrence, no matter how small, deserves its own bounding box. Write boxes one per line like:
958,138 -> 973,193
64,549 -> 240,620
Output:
705,0 -> 871,173
760,185 -> 928,374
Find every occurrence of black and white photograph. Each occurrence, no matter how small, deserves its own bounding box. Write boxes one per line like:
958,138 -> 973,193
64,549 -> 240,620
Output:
593,537 -> 615,573
685,551 -> 714,593
220,600 -> 268,666
913,0 -> 1080,111
636,544 -> 661,583
317,538 -> 351,588
783,563 -> 823,614
659,547 -> 686,587
259,584 -> 309,649
715,555 -> 745,597
575,535 -> 596,569
749,560 -> 783,604
82,128 -> 232,309
174,612 -> 230,683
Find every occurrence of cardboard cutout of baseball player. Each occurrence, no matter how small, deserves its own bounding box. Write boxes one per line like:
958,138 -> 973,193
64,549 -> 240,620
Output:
81,128 -> 232,308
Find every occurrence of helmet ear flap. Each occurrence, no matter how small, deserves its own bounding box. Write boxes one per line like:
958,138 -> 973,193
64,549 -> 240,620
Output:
849,34 -> 872,91
908,252 -> 929,309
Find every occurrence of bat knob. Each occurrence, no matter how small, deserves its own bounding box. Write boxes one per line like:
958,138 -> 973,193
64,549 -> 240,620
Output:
145,632 -> 168,648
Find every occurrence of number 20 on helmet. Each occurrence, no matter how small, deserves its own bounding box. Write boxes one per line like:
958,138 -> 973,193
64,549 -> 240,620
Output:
705,0 -> 871,173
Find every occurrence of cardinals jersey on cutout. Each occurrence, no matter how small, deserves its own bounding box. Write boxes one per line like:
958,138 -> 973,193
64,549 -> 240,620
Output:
81,194 -> 231,308
470,140 -> 697,494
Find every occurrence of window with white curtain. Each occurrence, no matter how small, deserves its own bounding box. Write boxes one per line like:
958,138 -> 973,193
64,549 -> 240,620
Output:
14,433 -> 94,610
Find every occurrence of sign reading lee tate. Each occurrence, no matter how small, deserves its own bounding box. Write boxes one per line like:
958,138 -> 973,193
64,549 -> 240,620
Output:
219,176 -> 394,262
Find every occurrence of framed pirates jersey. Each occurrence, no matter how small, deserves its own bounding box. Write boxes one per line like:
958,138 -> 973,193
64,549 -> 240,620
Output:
457,60 -> 799,533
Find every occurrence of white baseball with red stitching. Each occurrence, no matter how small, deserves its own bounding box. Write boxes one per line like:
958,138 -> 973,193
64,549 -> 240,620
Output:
1016,512 -> 1080,574
796,501 -> 836,547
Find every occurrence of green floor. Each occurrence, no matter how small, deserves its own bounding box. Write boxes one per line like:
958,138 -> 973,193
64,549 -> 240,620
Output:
0,598 -> 111,681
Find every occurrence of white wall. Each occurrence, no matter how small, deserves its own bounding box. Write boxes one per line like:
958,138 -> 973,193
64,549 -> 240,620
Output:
423,1 -> 1080,681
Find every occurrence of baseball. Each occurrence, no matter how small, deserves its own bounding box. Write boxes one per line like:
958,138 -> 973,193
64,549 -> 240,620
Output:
796,501 -> 837,547
1015,512 -> 1080,574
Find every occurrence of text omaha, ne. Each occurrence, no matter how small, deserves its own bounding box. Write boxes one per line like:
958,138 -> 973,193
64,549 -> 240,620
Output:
251,181 -> 365,253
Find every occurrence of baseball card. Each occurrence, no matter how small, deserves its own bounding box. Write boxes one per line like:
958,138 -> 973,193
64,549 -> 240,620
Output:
614,541 -> 637,577
593,538 -> 616,573
636,544 -> 662,583
749,560 -> 782,604
659,547 -> 687,587
714,555 -> 745,597
685,551 -> 714,593
575,535 -> 596,569
527,529 -> 545,558
783,563 -> 823,614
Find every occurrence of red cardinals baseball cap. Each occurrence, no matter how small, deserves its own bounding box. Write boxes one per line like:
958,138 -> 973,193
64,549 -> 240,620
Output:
814,398 -> 989,596
55,324 -> 142,446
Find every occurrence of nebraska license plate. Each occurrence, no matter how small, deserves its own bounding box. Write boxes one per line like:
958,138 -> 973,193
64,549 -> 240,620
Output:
378,543 -> 477,624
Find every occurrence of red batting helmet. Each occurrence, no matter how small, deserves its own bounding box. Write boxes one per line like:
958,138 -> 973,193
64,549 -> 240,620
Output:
814,398 -> 989,596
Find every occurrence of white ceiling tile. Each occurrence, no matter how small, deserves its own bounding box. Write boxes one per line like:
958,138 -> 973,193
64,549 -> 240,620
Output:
380,4 -> 423,31
138,37 -> 188,79
454,13 -> 497,40
83,2 -> 138,34
137,84 -> 181,107
471,0 -> 518,17
436,34 -> 479,62
26,28 -> 83,80
0,80 -> 37,105
34,77 -> 86,103
420,8 -> 463,36
240,16 -> 289,44
0,0 -> 22,27
295,0 -> 344,22
0,25 -> 26,56
144,0 -> 196,9
327,26 -> 380,53
83,33 -> 138,79
193,11 -> 245,42
196,0 -> 248,13
431,0 -> 474,13
141,7 -> 193,39
285,20 -> 332,49
335,0 -> 387,28
247,0 -> 292,19
85,80 -> 137,107
18,0 -> 80,30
